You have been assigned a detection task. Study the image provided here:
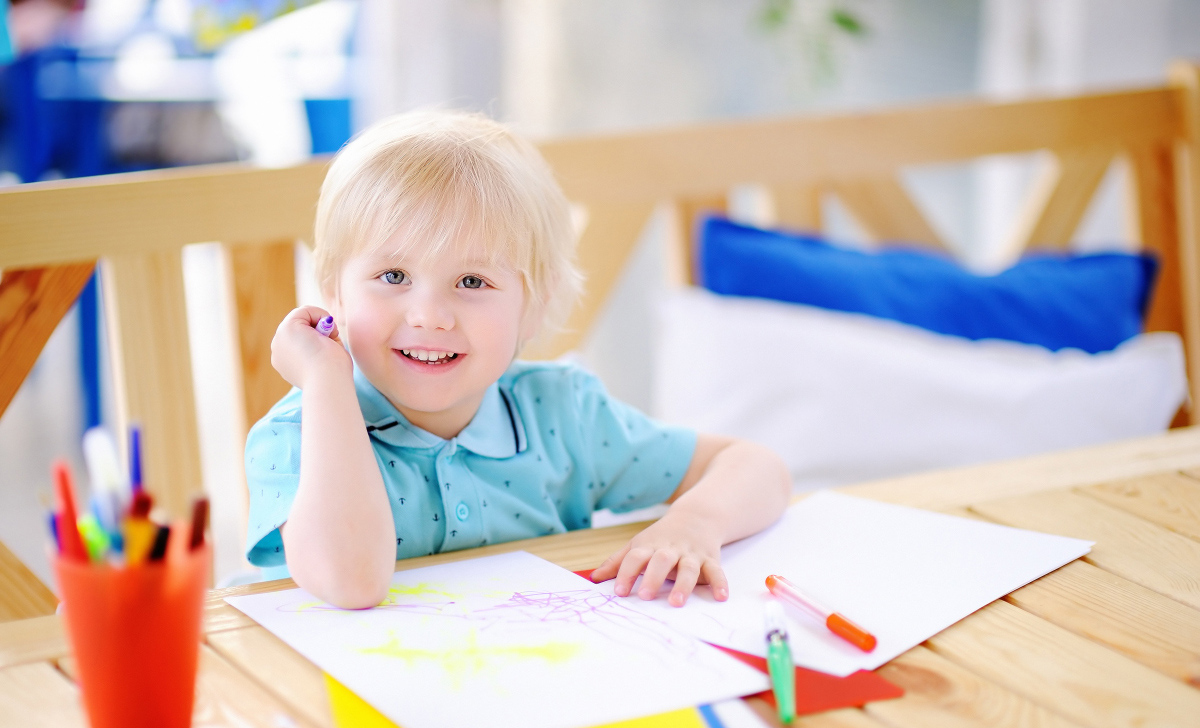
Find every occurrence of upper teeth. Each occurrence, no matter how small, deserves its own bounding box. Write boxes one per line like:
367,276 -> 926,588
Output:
402,349 -> 454,361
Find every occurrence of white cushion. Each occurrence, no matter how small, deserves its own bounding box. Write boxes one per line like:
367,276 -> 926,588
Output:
654,288 -> 1188,490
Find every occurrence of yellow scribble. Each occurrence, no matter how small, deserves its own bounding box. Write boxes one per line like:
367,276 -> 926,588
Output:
378,582 -> 459,605
360,631 -> 582,689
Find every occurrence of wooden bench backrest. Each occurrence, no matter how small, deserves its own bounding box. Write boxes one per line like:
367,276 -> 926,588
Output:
1,62 -> 1198,618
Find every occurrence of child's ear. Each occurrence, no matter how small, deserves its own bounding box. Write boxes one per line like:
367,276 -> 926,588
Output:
518,301 -> 543,345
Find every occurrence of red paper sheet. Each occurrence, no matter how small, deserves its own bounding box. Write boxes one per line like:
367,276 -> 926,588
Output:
574,569 -> 903,715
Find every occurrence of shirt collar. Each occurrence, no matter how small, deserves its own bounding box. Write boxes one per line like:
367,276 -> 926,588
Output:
353,365 -> 526,458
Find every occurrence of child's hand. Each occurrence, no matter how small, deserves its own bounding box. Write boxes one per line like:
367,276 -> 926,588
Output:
271,306 -> 351,389
590,508 -> 728,607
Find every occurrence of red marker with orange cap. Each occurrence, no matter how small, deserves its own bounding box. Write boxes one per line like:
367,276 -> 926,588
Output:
765,574 -> 877,652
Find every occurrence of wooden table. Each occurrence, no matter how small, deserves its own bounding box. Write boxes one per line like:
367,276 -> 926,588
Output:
4,428 -> 1200,728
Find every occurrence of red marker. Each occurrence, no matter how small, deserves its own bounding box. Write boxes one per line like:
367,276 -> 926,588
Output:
52,460 -> 88,561
765,574 -> 877,652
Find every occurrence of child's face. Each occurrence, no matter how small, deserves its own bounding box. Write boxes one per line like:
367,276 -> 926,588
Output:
332,231 -> 536,437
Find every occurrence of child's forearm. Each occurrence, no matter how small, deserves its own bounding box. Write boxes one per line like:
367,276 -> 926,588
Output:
668,441 -> 791,545
282,368 -> 396,608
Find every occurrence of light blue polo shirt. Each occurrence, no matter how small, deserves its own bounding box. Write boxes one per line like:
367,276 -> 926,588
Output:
244,360 -> 697,579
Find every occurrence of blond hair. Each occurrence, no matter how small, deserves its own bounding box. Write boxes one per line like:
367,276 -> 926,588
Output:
313,110 -> 582,339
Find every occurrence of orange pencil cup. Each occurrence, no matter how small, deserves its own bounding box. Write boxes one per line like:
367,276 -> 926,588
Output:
55,528 -> 209,728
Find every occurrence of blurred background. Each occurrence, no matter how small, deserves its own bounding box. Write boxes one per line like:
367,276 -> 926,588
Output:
3,0 -> 1200,588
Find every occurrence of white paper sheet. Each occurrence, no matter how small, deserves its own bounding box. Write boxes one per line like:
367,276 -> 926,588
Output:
604,491 -> 1092,677
225,551 -> 767,728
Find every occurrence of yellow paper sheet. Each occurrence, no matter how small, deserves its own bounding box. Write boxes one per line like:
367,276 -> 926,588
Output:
325,672 -> 709,728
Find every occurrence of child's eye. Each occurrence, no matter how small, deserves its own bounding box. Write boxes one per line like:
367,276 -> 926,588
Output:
458,275 -> 487,289
381,270 -> 409,285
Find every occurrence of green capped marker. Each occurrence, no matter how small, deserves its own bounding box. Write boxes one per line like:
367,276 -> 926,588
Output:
765,599 -> 796,723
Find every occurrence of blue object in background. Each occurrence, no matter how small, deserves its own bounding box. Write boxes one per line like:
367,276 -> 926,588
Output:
0,1 -> 14,65
305,98 -> 351,154
699,217 -> 1158,353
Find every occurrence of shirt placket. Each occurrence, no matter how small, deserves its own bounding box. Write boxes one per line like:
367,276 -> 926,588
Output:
436,440 -> 483,552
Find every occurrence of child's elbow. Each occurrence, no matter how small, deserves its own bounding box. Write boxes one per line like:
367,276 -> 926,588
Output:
320,579 -> 390,610
292,562 -> 391,610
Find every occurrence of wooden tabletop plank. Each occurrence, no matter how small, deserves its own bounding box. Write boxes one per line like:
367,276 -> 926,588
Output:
192,645 -> 320,728
926,600 -> 1200,728
0,662 -> 85,728
840,427 -> 1200,510
0,615 -> 67,670
867,645 -> 1083,728
206,626 -> 332,728
59,646 -> 321,728
1079,472 -> 1200,542
969,488 -> 1200,610
1004,560 -> 1200,686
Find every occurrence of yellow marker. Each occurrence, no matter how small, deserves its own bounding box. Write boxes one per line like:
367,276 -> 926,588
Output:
123,518 -> 158,565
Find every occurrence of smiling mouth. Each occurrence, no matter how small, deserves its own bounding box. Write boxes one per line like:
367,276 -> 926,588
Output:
399,349 -> 460,364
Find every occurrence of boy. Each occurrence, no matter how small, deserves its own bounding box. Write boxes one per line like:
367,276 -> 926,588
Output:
246,110 -> 790,609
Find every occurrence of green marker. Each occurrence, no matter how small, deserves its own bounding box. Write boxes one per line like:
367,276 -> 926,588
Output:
765,599 -> 796,723
76,514 -> 112,563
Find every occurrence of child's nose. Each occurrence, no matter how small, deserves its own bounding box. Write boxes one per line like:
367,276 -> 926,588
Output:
404,289 -> 455,331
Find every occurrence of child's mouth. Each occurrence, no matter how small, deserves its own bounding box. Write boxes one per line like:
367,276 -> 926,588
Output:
399,349 -> 460,365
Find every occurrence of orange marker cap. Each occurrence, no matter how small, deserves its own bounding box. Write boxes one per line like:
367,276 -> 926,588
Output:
826,613 -> 877,652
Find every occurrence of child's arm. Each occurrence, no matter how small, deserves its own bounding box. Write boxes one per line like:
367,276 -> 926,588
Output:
590,434 -> 790,606
271,306 -> 397,609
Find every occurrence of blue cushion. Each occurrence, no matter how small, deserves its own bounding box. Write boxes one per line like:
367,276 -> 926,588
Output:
699,217 -> 1158,353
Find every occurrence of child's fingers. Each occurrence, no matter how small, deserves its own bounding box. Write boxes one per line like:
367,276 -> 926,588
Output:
590,545 -> 629,583
668,557 -> 701,607
613,547 -> 654,597
701,559 -> 729,601
284,305 -> 330,326
637,550 -> 679,600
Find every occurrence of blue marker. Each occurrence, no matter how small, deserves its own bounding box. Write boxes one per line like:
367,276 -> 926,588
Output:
130,426 -> 143,494
316,315 -> 335,337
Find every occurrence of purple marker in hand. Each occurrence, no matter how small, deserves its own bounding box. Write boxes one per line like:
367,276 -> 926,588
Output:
316,315 -> 335,337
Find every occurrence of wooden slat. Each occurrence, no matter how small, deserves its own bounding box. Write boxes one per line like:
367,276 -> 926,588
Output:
999,148 -> 1114,263
829,176 -> 946,249
523,200 -> 657,360
1003,559 -> 1200,686
927,600 -> 1200,728
0,263 -> 95,419
668,194 -> 726,287
1130,144 -> 1186,340
539,88 -> 1183,204
769,182 -> 823,232
207,627 -> 332,728
226,240 -> 298,430
0,540 -> 56,622
0,616 -> 67,671
970,488 -> 1200,611
101,250 -> 203,519
0,161 -> 327,269
0,662 -> 85,728
868,645 -> 1082,728
1080,471 -> 1200,542
1169,62 -> 1200,424
839,425 -> 1200,510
